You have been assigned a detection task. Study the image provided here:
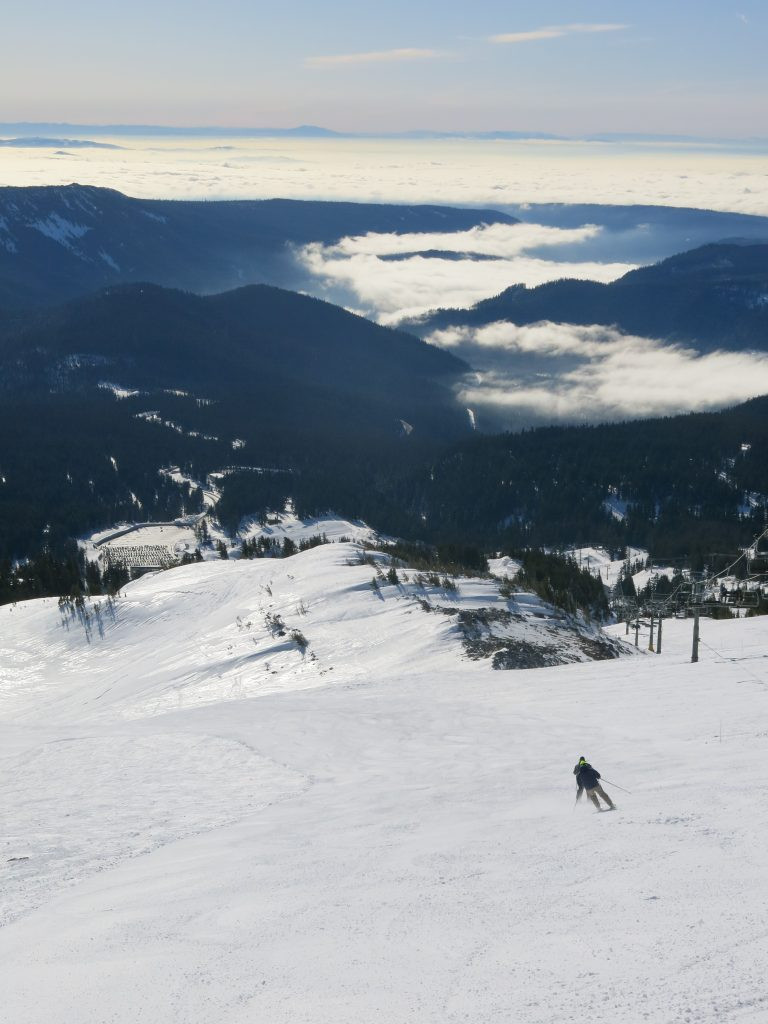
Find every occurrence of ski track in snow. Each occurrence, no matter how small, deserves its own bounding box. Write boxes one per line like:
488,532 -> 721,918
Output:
1,541 -> 768,1022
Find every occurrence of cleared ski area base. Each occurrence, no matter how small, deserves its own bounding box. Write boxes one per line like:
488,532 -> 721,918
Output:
2,545 -> 767,1023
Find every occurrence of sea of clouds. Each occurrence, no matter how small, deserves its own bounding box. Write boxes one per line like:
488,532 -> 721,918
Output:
2,135 -> 768,216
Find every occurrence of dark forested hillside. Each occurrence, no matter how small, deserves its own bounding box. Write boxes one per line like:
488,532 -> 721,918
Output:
416,243 -> 768,352
0,184 -> 517,309
396,396 -> 768,562
0,392 -> 214,559
216,396 -> 768,566
0,281 -> 466,395
0,282 -> 470,559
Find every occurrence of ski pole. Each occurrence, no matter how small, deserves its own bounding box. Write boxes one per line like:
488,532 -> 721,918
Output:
601,778 -> 632,795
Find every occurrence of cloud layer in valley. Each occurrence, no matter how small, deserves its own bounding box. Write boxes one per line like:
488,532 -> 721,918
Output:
428,321 -> 768,429
297,223 -> 636,324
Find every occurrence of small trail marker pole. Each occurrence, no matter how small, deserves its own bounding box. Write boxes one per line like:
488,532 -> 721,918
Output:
656,614 -> 663,655
691,608 -> 700,663
634,618 -> 640,648
648,613 -> 655,652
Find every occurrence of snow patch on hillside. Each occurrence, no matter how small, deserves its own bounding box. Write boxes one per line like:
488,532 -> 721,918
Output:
98,381 -> 140,399
98,248 -> 120,270
29,213 -> 90,248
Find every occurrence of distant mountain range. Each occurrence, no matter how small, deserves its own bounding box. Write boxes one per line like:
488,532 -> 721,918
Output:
0,123 -> 347,138
3,123 -> 767,147
0,184 -> 517,309
415,243 -> 768,352
0,137 -> 124,149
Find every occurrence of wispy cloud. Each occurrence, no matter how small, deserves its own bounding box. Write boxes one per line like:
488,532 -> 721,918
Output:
490,23 -> 627,45
306,48 -> 447,68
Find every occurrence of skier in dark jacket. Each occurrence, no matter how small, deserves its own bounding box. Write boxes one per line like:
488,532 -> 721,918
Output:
574,756 -> 614,810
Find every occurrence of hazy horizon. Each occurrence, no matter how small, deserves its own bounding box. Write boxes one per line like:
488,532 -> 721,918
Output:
2,3 -> 765,136
2,122 -> 768,146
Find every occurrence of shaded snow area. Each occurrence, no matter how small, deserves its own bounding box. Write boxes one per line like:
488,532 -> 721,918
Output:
238,508 -> 377,547
566,545 -> 651,588
2,546 -> 768,1023
487,554 -> 522,577
631,565 -> 678,593
565,546 -> 678,595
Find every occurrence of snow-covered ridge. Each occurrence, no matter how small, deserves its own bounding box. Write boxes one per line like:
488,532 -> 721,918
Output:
9,536 -> 630,723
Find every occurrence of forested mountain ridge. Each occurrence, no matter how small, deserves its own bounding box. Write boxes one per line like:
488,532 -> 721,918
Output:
0,281 -> 466,396
415,242 -> 768,351
0,282 -> 470,560
393,395 -> 768,561
0,184 -> 517,309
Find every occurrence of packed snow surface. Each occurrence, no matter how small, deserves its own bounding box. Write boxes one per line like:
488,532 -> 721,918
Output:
1,543 -> 767,1023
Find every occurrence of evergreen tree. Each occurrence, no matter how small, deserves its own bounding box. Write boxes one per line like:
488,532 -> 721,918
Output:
282,537 -> 297,558
85,560 -> 103,595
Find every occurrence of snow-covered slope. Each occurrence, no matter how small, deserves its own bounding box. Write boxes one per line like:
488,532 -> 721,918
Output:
1,543 -> 620,723
2,545 -> 767,1023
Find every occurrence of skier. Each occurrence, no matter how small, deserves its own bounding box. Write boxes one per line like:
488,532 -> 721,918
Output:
573,755 -> 614,811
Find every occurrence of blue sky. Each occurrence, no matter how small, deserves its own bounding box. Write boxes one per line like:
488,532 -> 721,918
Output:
2,1 -> 766,135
